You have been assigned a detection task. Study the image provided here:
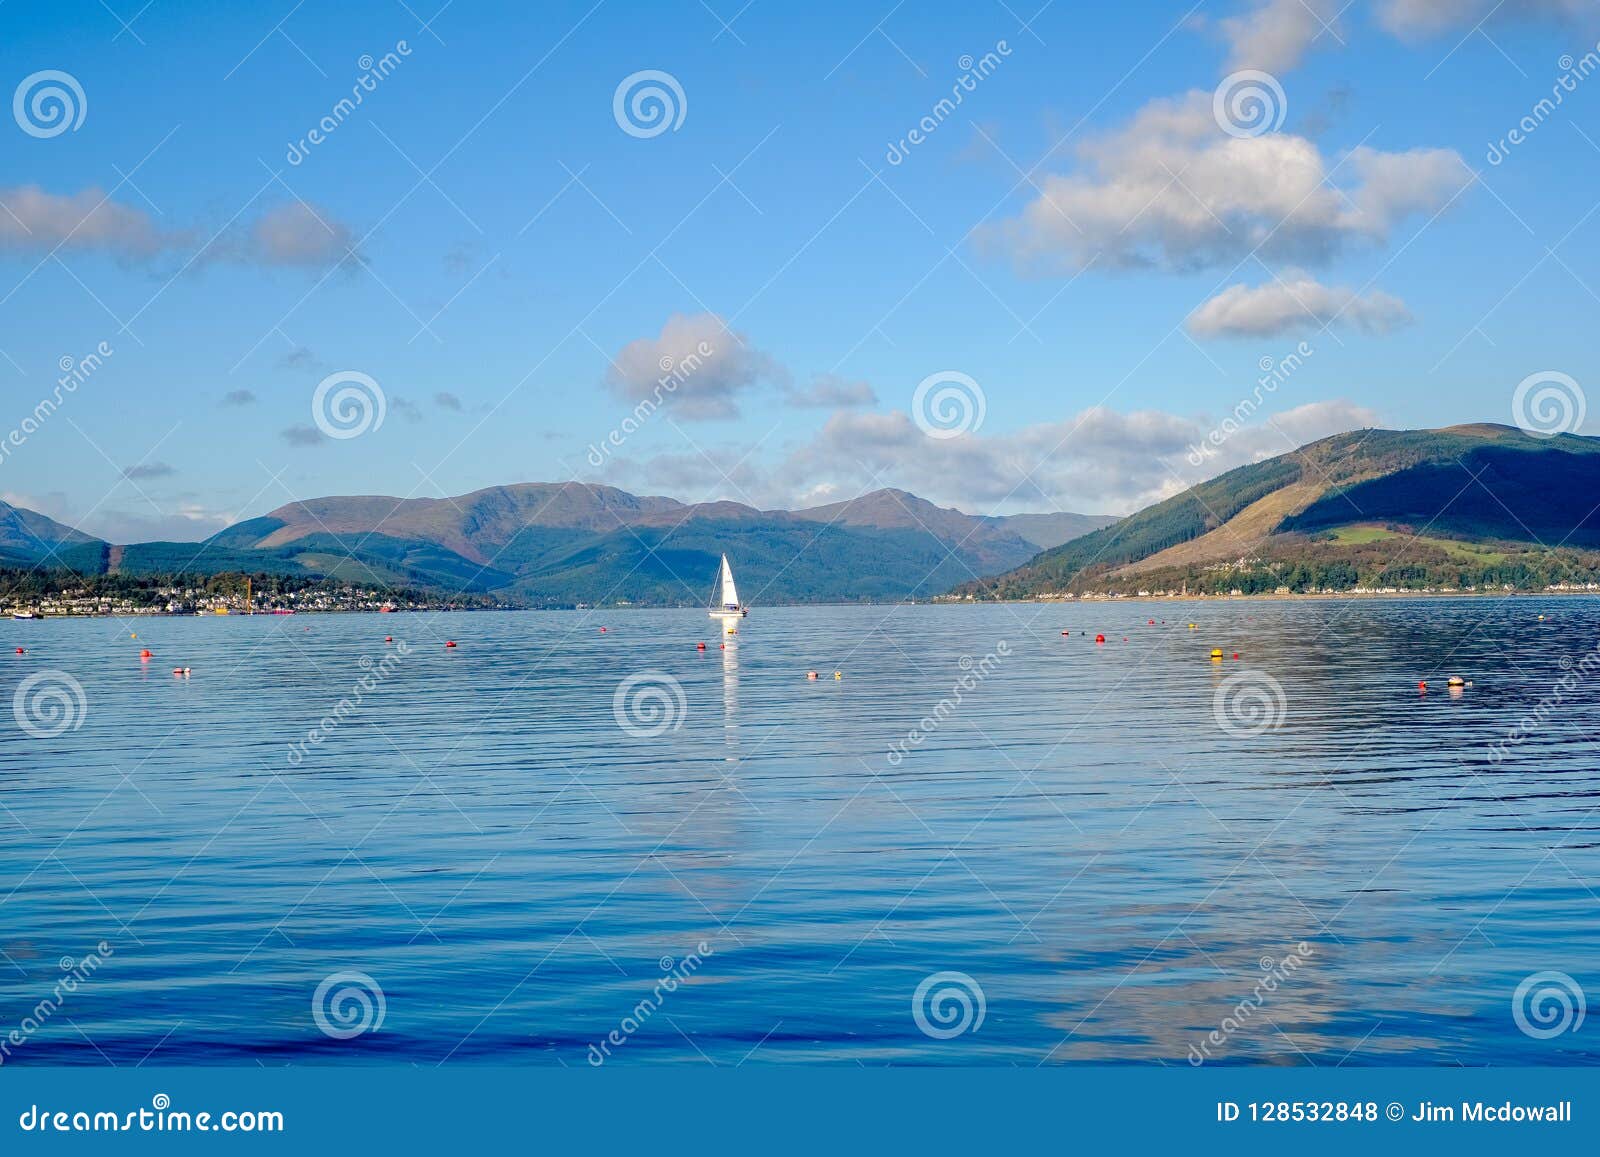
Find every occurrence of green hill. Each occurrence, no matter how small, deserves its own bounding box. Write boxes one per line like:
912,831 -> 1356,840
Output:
960,425 -> 1600,598
0,484 -> 1111,607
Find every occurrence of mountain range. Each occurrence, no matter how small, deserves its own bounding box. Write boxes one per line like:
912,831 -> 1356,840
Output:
961,424 -> 1600,598
15,424 -> 1600,605
0,485 -> 1115,606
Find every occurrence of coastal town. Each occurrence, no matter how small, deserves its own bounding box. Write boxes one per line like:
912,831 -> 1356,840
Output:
1,574 -> 500,618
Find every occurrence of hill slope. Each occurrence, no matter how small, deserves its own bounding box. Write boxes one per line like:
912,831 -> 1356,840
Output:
14,484 -> 1110,606
0,501 -> 103,568
961,425 -> 1600,598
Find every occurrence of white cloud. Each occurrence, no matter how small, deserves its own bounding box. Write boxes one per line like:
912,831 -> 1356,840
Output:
1378,0 -> 1594,37
605,312 -> 783,419
244,201 -> 359,267
601,399 -> 1378,515
0,187 -> 361,269
1221,0 -> 1344,73
1188,276 -> 1413,337
0,186 -> 162,257
783,373 -> 878,409
989,91 -> 1471,273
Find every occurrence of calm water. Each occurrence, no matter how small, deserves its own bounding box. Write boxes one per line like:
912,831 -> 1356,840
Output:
4,599 -> 1600,1066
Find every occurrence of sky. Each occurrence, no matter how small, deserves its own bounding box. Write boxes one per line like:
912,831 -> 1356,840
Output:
2,0 -> 1598,542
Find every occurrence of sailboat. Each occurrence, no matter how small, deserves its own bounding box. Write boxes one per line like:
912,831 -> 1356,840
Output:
708,554 -> 748,618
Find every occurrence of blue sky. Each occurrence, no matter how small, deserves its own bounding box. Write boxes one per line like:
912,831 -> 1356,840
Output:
2,0 -> 1598,541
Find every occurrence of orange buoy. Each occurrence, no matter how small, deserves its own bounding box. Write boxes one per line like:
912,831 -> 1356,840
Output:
696,641 -> 706,650
1095,634 -> 1105,644
1148,619 -> 1155,625
807,670 -> 818,680
140,649 -> 152,659
1418,681 -> 1427,691
445,641 -> 457,648
1061,630 -> 1069,636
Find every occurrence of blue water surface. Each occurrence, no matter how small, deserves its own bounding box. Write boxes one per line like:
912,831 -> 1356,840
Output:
3,598 -> 1599,1066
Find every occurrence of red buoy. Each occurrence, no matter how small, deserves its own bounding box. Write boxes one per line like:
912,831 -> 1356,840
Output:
1148,619 -> 1155,625
445,641 -> 457,648
1418,681 -> 1427,691
140,649 -> 152,659
696,642 -> 706,651
1095,634 -> 1105,644
385,636 -> 393,643
1232,652 -> 1240,659
599,627 -> 607,633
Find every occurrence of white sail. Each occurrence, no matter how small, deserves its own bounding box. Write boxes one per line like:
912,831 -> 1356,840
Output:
719,555 -> 739,608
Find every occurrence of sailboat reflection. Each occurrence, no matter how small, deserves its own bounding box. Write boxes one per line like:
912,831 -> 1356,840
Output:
721,633 -> 738,752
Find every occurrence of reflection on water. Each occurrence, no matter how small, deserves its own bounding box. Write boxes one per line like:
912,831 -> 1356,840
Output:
722,633 -> 738,752
4,599 -> 1600,1066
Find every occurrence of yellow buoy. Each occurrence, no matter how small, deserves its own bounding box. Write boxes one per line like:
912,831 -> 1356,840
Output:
1210,648 -> 1223,659
833,671 -> 842,680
